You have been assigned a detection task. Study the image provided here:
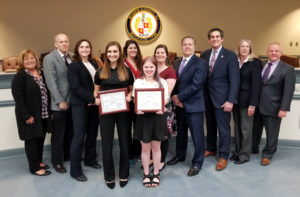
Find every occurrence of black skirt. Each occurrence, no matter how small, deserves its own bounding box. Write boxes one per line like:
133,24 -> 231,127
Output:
134,113 -> 167,143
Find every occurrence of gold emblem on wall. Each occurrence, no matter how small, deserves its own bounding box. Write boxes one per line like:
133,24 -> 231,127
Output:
126,6 -> 162,44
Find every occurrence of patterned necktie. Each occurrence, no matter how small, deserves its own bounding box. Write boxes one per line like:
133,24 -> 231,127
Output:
262,62 -> 272,84
63,55 -> 69,67
209,50 -> 217,75
178,58 -> 187,77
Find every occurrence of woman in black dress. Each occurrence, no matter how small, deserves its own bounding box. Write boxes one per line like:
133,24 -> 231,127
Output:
11,49 -> 52,176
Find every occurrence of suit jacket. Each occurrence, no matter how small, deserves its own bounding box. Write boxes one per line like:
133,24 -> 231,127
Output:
173,54 -> 208,113
259,60 -> 295,117
201,47 -> 240,108
11,70 -> 51,140
238,58 -> 262,108
43,49 -> 71,111
68,60 -> 97,105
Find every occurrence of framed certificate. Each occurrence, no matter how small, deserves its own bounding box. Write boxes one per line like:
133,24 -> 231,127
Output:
97,88 -> 129,115
134,88 -> 164,112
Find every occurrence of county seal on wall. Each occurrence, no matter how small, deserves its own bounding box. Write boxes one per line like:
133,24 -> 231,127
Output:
126,6 -> 162,44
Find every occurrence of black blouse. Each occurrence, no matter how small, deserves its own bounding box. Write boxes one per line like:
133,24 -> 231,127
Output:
94,67 -> 134,91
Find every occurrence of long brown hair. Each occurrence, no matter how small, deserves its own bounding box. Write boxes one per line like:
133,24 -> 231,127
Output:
140,56 -> 162,88
123,40 -> 143,71
100,41 -> 129,81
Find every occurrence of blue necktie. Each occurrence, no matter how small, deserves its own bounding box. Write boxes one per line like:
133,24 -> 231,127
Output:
178,58 -> 187,77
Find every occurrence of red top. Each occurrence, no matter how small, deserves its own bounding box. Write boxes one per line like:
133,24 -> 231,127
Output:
159,67 -> 177,80
124,59 -> 140,79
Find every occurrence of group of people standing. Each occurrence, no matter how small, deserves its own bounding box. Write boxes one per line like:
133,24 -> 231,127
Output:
11,27 -> 295,189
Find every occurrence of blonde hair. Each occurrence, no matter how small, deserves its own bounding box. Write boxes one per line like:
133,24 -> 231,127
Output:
236,39 -> 255,61
18,49 -> 40,71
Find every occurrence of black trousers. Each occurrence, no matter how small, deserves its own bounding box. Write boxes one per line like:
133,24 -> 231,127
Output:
25,136 -> 45,173
64,107 -> 73,160
70,105 -> 99,177
160,139 -> 169,162
51,107 -> 73,165
127,101 -> 141,159
252,109 -> 263,153
100,112 -> 129,181
262,115 -> 282,159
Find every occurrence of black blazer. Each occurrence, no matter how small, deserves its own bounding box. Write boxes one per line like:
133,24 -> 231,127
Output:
11,70 -> 50,140
238,58 -> 262,108
259,61 -> 295,117
68,60 -> 98,105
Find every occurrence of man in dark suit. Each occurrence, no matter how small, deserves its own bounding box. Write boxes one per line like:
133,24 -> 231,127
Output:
167,36 -> 208,176
259,42 -> 295,166
201,28 -> 240,171
43,33 -> 73,173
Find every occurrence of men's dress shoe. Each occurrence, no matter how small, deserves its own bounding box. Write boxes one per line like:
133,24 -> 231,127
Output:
32,170 -> 51,176
54,164 -> 67,173
204,151 -> 217,157
106,181 -> 115,189
261,158 -> 271,166
216,158 -> 228,171
119,179 -> 128,188
229,155 -> 238,161
234,158 -> 249,164
166,157 -> 185,166
72,174 -> 88,182
40,164 -> 50,170
84,162 -> 102,169
187,166 -> 200,176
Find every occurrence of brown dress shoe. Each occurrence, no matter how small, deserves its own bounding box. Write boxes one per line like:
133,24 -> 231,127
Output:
261,158 -> 271,166
216,158 -> 228,171
204,151 -> 217,157
54,164 -> 67,173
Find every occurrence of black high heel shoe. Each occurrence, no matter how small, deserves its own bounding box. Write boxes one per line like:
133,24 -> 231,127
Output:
106,180 -> 115,189
31,169 -> 51,176
119,178 -> 128,188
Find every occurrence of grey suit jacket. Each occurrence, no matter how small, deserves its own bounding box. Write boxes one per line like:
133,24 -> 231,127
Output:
43,49 -> 71,111
259,60 -> 295,117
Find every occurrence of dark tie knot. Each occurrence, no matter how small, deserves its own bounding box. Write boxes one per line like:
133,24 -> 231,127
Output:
268,62 -> 272,67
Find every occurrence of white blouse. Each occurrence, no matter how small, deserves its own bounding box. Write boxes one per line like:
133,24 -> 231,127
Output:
83,61 -> 96,83
132,78 -> 169,100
